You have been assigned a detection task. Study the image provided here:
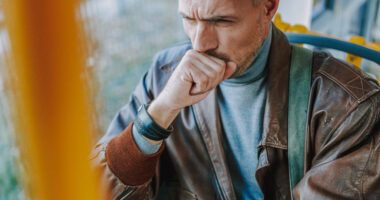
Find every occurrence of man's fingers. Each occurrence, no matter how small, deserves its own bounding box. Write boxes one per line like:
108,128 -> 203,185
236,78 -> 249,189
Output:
180,75 -> 192,83
189,88 -> 210,96
223,61 -> 237,80
197,52 -> 236,81
203,53 -> 225,66
190,55 -> 219,78
181,65 -> 211,94
199,53 -> 227,74
179,50 -> 236,96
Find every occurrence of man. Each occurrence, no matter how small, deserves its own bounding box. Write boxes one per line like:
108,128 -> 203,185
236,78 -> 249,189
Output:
93,0 -> 380,199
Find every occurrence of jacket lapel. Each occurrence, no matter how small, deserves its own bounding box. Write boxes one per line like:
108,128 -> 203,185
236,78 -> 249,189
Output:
260,25 -> 292,150
191,88 -> 236,200
255,25 -> 294,199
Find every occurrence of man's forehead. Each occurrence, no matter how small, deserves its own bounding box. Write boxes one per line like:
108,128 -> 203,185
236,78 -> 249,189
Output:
178,0 -> 248,17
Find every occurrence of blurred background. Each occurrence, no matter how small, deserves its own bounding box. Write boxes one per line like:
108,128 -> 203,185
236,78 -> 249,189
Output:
0,0 -> 379,199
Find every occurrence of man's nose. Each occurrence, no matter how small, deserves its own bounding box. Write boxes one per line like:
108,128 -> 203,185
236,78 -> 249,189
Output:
192,23 -> 218,53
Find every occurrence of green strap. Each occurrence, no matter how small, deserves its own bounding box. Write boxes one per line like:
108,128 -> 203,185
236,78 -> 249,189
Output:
288,45 -> 313,199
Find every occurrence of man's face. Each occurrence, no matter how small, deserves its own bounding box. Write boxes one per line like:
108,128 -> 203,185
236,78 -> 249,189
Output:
179,0 -> 273,77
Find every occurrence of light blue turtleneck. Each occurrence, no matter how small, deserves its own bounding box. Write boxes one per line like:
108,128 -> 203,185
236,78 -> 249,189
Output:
217,26 -> 272,200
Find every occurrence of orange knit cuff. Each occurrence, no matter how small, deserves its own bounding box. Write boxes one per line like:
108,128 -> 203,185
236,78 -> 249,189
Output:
105,123 -> 164,186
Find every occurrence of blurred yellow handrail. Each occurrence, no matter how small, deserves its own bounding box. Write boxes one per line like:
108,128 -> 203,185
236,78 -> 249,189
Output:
4,0 -> 104,199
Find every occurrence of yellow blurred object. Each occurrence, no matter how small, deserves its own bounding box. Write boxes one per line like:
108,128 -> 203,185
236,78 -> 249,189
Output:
274,14 -> 308,47
346,37 -> 380,69
367,43 -> 380,52
347,36 -> 366,68
288,25 -> 309,34
274,14 -> 310,34
4,0 -> 104,199
274,13 -> 380,69
274,14 -> 291,32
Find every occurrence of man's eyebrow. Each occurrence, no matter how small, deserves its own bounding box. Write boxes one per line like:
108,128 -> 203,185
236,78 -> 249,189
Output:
178,11 -> 237,21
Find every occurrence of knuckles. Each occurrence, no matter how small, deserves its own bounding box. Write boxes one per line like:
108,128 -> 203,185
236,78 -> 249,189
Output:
181,50 -> 226,87
184,50 -> 197,59
200,77 -> 210,90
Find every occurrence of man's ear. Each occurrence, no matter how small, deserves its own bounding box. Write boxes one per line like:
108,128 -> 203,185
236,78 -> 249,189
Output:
263,0 -> 279,21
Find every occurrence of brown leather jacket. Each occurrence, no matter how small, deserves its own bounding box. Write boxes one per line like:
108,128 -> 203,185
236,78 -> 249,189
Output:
92,26 -> 380,199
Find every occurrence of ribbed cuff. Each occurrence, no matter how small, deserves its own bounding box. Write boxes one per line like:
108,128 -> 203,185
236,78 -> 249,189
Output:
105,123 -> 164,186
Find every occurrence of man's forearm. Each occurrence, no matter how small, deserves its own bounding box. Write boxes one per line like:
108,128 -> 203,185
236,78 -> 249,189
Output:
147,99 -> 181,130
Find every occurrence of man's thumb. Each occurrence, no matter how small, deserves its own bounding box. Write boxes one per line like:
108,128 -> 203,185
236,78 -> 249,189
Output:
223,61 -> 237,80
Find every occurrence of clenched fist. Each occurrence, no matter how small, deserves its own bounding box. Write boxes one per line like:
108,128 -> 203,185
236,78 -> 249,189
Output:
147,50 -> 236,130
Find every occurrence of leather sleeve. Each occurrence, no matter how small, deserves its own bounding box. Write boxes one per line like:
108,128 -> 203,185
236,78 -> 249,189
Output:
294,91 -> 380,199
91,56 -> 161,199
106,123 -> 165,186
91,138 -> 158,199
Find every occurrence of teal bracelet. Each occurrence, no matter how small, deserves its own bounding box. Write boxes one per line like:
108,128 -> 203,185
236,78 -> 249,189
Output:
134,104 -> 173,141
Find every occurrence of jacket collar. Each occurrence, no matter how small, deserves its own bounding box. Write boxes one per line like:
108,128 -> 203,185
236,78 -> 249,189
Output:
260,24 -> 292,149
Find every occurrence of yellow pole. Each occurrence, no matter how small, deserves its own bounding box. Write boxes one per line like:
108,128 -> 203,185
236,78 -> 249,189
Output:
4,0 -> 103,199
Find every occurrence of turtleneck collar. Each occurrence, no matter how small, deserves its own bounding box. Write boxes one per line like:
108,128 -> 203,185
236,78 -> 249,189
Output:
222,24 -> 272,86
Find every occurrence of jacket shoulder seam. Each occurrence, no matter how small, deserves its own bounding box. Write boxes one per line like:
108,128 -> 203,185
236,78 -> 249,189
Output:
318,70 -> 360,100
316,56 -> 379,101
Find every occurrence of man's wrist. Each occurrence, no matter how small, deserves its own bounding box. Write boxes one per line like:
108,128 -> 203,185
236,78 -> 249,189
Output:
147,99 -> 181,129
135,104 -> 173,141
132,125 -> 162,153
